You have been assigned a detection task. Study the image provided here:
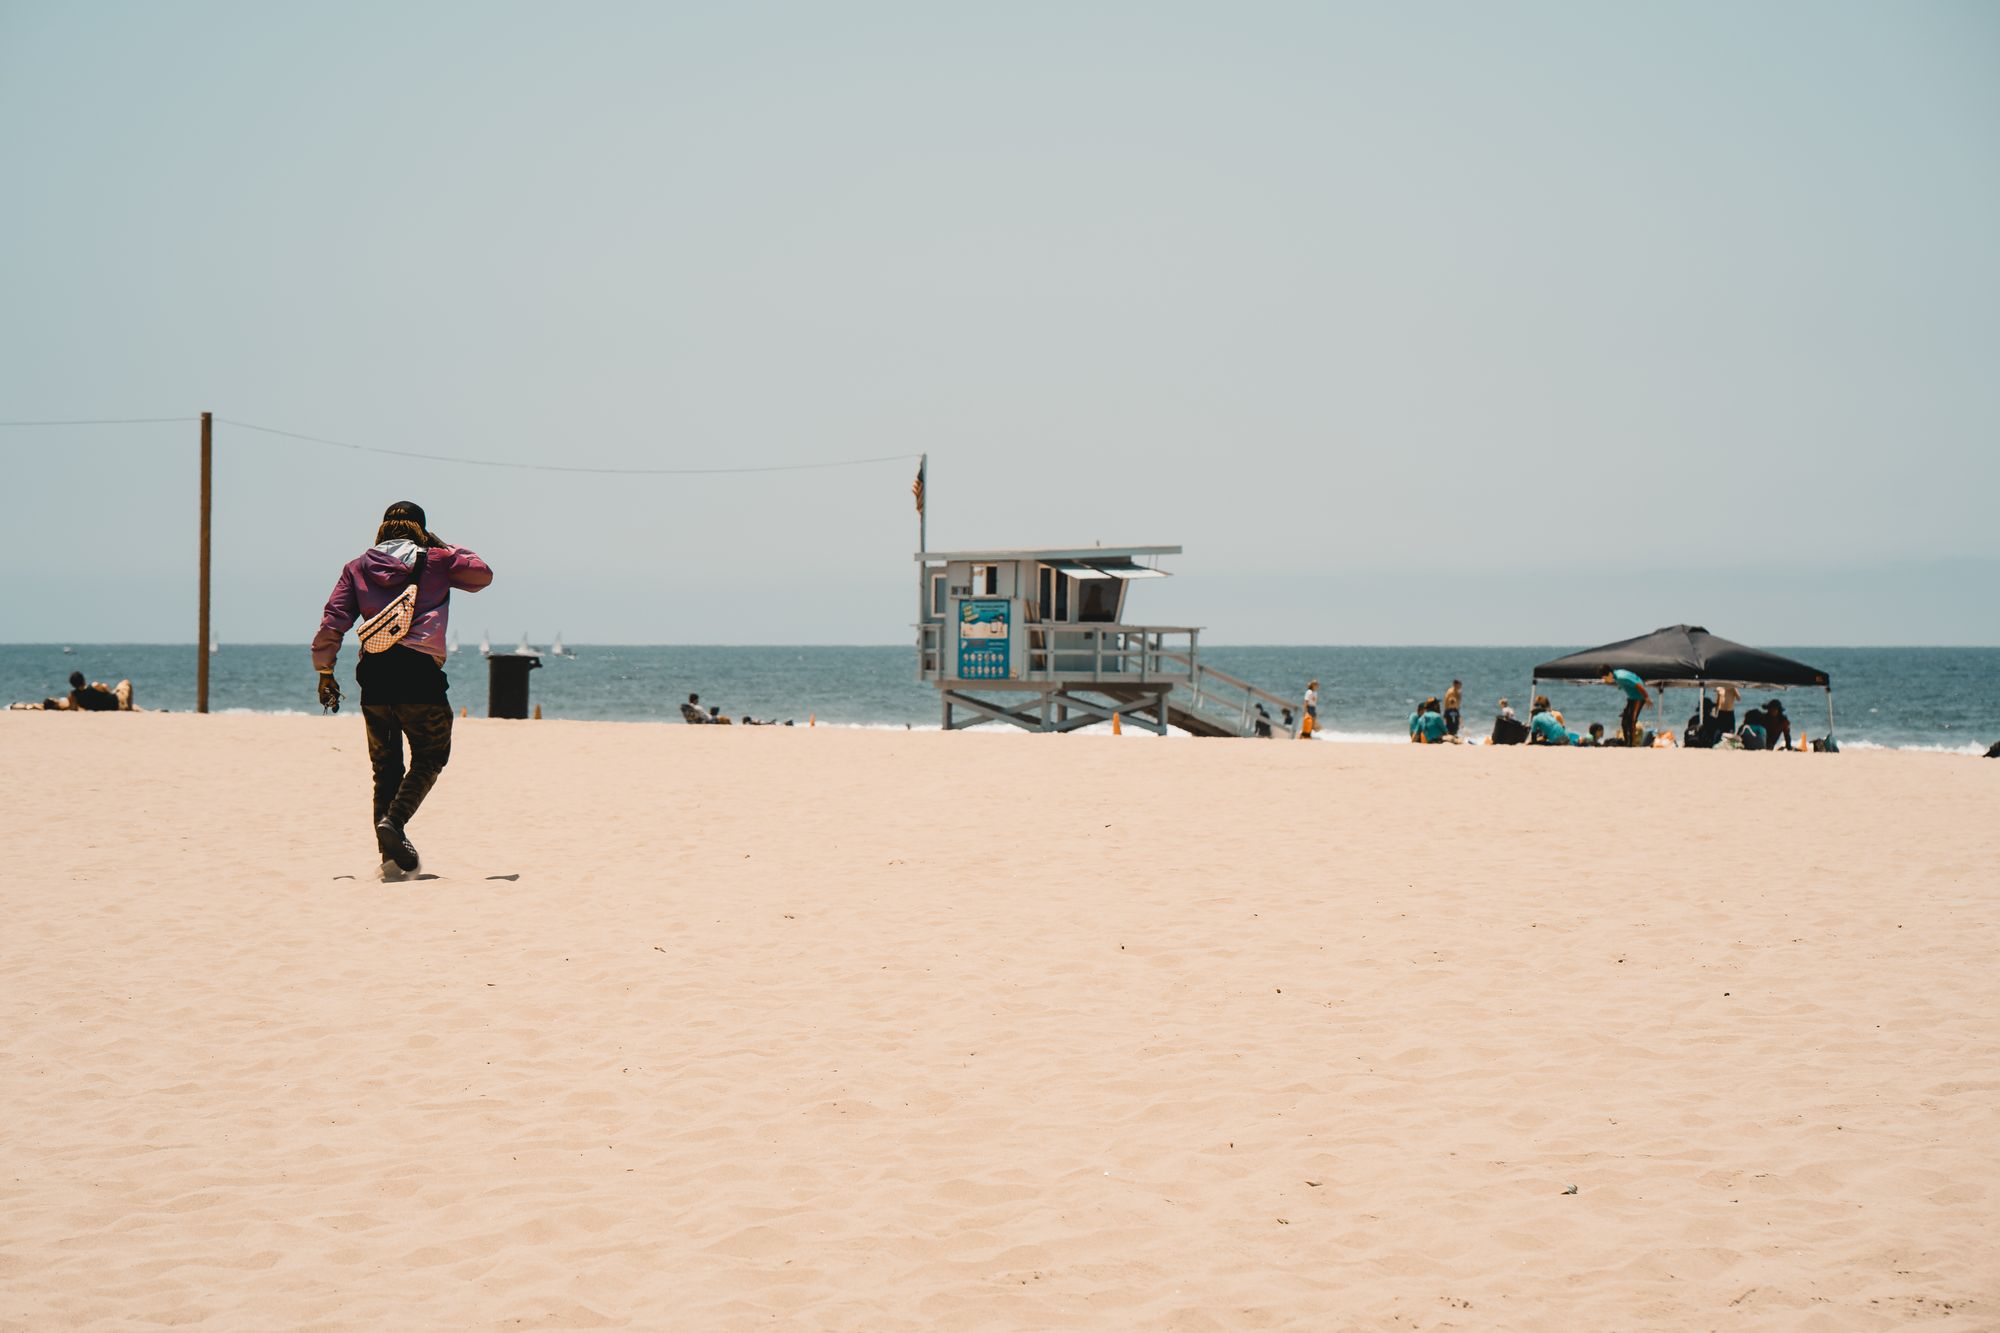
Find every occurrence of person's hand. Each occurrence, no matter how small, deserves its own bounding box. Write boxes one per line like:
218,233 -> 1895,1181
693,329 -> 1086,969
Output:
317,670 -> 342,713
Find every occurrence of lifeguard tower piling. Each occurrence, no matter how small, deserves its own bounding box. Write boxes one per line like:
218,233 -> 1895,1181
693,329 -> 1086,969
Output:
915,545 -> 1295,736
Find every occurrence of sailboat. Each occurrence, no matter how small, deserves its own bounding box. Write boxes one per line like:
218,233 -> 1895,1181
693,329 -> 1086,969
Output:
515,630 -> 538,656
550,631 -> 575,658
479,629 -> 491,656
208,633 -> 219,655
448,630 -> 461,656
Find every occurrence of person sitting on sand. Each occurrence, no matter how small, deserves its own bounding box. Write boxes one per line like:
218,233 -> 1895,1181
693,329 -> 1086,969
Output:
680,692 -> 710,724
1409,698 -> 1447,744
1743,700 -> 1792,751
1496,697 -> 1516,721
707,704 -> 734,725
1527,703 -> 1576,746
1579,721 -> 1608,746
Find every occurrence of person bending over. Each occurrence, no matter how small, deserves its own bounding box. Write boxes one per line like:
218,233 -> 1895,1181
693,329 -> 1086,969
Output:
311,501 -> 492,873
1601,666 -> 1650,746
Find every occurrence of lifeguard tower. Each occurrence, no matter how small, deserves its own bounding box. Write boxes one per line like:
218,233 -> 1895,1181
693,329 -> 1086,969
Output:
915,545 -> 1294,736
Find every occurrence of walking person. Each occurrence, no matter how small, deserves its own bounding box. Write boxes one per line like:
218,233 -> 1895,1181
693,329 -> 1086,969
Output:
1442,679 -> 1462,738
1301,679 -> 1320,737
1601,665 -> 1650,747
312,501 -> 492,874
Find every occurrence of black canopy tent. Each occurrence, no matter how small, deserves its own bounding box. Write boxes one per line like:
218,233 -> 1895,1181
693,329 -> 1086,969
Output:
1531,625 -> 1833,742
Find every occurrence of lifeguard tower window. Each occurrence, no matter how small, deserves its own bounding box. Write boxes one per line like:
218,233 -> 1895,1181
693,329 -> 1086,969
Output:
971,564 -> 1000,596
929,573 -> 946,618
1036,564 -> 1064,622
1078,578 -> 1118,622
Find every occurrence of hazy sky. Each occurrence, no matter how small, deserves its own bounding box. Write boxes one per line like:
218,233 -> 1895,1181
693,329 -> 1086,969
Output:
3,1 -> 1994,644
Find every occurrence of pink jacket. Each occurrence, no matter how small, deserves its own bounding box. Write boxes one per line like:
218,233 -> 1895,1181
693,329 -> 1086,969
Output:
312,540 -> 493,670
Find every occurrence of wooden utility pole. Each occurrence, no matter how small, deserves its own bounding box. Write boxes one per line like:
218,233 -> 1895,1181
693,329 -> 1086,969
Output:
197,411 -> 212,714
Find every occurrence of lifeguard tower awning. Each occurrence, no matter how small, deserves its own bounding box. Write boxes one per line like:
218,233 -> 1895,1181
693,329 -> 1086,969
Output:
919,545 -> 1177,574
1532,625 -> 1828,689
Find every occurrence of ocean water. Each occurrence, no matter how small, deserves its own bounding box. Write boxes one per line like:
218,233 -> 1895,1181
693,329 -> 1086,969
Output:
6,643 -> 1995,753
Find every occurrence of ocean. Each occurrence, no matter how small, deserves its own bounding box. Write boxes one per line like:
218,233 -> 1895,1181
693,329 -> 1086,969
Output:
6,642 -> 1994,753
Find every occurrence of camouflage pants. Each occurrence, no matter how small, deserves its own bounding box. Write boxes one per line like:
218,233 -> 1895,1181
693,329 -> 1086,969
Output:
362,703 -> 454,827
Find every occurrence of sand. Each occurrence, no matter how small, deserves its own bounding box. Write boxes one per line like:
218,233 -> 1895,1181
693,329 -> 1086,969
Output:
2,712 -> 1995,1330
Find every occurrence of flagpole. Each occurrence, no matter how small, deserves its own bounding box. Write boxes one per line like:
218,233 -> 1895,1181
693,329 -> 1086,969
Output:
918,452 -> 927,554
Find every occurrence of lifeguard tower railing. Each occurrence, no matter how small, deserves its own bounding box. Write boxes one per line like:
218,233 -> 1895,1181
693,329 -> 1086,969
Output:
916,620 -> 1296,736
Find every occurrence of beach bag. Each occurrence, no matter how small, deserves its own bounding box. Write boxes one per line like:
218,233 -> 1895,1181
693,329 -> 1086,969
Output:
356,550 -> 428,654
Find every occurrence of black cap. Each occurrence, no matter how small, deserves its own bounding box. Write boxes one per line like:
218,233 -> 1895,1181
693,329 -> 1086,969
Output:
383,501 -> 427,527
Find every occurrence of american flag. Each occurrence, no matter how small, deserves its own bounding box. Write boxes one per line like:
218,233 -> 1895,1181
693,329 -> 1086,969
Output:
911,456 -> 926,515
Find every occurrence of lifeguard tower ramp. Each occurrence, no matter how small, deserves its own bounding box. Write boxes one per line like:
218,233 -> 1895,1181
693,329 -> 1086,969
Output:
915,545 -> 1295,736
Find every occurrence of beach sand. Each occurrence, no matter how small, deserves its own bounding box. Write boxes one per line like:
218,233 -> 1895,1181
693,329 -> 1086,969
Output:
2,713 -> 1995,1330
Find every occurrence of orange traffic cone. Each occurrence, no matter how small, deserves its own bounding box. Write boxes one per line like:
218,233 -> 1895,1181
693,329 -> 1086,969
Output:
1112,712 -> 1122,736
532,704 -> 542,720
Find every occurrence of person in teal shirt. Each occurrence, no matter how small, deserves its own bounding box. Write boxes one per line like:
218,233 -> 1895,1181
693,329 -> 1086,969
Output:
1408,698 -> 1448,743
1529,706 -> 1576,745
1601,665 -> 1650,746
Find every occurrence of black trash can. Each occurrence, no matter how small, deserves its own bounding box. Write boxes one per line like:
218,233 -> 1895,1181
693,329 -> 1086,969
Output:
488,653 -> 541,719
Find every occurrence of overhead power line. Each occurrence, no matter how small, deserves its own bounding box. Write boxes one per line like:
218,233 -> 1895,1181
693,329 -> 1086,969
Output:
217,417 -> 919,476
0,416 -> 196,426
2,413 -> 922,475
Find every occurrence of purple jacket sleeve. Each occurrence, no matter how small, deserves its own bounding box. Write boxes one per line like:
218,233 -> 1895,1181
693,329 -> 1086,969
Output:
311,564 -> 360,671
436,545 -> 493,591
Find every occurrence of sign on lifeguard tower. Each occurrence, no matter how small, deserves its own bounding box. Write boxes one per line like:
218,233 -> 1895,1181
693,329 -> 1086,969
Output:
957,600 -> 1011,679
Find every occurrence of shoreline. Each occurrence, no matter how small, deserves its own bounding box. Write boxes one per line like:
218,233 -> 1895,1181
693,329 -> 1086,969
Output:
10,707 -> 1993,755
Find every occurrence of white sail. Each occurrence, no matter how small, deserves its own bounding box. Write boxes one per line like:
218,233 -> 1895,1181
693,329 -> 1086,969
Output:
551,631 -> 572,657
448,630 -> 461,656
479,630 -> 491,656
208,634 -> 219,655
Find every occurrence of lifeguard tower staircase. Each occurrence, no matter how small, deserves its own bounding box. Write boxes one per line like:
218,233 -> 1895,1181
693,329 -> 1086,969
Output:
915,545 -> 1295,736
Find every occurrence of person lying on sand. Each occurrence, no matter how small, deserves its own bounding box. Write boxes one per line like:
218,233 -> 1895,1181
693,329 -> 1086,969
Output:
9,672 -> 135,711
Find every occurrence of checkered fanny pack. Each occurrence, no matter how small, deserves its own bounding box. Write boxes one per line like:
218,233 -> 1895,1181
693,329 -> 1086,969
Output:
356,550 -> 429,654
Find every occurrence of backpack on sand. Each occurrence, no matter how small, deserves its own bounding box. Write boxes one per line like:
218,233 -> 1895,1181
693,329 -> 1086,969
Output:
355,550 -> 429,654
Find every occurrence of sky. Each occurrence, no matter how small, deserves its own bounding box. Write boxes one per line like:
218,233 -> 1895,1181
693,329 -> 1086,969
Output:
2,1 -> 1994,645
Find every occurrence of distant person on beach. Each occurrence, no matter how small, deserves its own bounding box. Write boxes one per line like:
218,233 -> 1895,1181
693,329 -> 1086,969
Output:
1712,683 -> 1739,736
1254,703 -> 1274,739
1528,703 -> 1576,746
1303,680 -> 1320,727
1496,697 -> 1516,721
681,692 -> 709,724
312,501 -> 492,874
10,671 -> 134,711
1581,722 -> 1607,746
1409,698 -> 1447,744
1602,667 -> 1650,746
1742,699 -> 1792,751
1442,680 -> 1462,737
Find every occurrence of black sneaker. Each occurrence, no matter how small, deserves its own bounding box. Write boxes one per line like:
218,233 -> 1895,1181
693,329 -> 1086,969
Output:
375,817 -> 420,871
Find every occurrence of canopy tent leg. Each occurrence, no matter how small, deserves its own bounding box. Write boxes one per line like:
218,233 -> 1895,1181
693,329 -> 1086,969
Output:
1826,686 -> 1835,744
